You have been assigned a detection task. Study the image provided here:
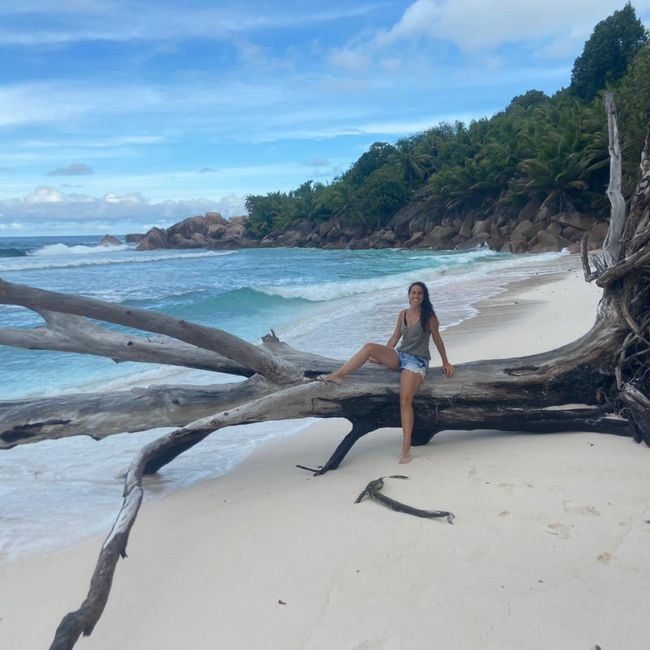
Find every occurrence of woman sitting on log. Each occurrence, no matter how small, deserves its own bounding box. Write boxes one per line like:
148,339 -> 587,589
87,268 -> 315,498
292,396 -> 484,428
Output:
318,281 -> 455,463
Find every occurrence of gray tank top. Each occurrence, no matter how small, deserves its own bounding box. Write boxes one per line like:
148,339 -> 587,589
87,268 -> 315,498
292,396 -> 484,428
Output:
398,313 -> 431,360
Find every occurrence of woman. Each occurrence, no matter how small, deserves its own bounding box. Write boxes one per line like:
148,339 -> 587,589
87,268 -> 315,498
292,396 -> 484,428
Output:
318,281 -> 454,464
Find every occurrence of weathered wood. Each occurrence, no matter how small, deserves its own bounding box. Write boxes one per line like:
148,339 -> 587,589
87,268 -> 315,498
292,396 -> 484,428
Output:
0,279 -> 301,383
620,383 -> 650,445
603,91 -> 626,267
580,233 -> 599,282
355,476 -> 455,524
597,243 -> 650,287
0,376 -> 276,449
312,421 -> 376,475
0,310 -> 252,376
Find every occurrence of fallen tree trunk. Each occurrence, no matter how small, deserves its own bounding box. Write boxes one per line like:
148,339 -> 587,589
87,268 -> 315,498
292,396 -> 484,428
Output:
0,375 -> 276,448
0,108 -> 648,650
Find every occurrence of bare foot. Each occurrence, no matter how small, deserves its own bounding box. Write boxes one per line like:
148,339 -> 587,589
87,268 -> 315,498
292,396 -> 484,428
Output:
398,454 -> 411,464
316,374 -> 342,384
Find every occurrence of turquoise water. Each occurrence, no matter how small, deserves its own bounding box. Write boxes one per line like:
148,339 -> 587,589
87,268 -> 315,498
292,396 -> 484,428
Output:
0,236 -> 569,559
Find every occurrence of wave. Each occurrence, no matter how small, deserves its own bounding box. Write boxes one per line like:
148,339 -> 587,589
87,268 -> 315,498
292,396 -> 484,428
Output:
257,249 -> 565,302
0,249 -> 237,272
29,242 -> 132,256
175,286 -> 303,323
0,248 -> 27,257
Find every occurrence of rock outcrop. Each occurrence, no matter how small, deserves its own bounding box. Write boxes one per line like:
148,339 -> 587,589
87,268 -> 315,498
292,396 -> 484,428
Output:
136,213 -> 257,251
383,201 -> 607,254
134,204 -> 609,254
136,227 -> 169,251
98,235 -> 122,247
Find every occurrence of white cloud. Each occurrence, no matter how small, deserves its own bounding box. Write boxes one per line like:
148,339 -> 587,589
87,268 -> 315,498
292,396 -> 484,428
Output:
102,192 -> 147,204
0,185 -> 247,235
0,3 -> 383,46
330,0 -> 650,72
380,0 -> 647,52
328,47 -> 371,71
0,81 -> 162,127
378,0 -> 441,45
24,186 -> 66,203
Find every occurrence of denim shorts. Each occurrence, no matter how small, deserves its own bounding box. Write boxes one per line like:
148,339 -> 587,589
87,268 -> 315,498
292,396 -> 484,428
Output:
396,350 -> 428,377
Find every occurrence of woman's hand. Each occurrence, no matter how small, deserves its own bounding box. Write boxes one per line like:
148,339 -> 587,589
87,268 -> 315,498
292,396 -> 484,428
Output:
441,361 -> 455,377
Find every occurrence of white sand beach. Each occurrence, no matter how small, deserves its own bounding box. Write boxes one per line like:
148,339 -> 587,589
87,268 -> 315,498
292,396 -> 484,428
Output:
2,259 -> 650,650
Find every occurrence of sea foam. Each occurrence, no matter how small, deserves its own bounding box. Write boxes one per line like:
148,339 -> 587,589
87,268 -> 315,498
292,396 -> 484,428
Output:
258,249 -> 566,302
30,242 -> 132,256
0,249 -> 236,273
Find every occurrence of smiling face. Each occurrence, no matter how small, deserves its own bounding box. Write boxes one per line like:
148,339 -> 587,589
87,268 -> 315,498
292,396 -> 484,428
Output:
408,283 -> 424,307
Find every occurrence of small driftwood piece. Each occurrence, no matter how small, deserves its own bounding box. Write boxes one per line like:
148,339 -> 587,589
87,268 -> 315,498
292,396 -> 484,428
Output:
355,476 -> 455,524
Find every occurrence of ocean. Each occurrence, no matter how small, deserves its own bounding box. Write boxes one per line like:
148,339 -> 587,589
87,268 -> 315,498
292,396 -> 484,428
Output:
0,235 -> 570,560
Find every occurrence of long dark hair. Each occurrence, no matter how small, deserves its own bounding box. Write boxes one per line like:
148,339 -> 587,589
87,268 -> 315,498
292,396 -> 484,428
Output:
408,281 -> 436,332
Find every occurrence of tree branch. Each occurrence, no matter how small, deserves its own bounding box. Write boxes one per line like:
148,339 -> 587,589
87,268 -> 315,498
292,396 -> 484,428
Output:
580,233 -> 599,282
0,310 -> 252,376
0,279 -> 301,383
596,244 -> 650,287
603,91 -> 626,267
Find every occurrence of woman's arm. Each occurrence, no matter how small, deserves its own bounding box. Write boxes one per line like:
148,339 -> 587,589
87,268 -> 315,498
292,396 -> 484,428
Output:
429,315 -> 455,376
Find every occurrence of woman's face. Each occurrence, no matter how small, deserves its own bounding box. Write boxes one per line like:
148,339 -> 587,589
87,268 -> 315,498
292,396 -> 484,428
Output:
409,284 -> 424,306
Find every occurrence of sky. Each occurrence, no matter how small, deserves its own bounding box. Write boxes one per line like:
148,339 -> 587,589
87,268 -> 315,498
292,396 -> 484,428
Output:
1,0 -> 649,236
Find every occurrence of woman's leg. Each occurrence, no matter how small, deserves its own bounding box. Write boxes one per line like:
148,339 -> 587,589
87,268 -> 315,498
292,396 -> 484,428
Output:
320,343 -> 398,383
399,370 -> 423,463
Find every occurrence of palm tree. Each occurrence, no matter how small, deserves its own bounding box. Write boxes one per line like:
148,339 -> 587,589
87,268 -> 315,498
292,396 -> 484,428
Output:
388,137 -> 432,186
514,100 -> 609,212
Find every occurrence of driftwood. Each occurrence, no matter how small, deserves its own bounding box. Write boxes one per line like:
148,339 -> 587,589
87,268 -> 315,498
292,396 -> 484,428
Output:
603,91 -> 626,267
354,476 -> 455,523
0,103 -> 648,650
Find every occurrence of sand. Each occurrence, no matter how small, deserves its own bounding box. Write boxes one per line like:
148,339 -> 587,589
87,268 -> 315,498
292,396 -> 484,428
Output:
1,258 -> 649,650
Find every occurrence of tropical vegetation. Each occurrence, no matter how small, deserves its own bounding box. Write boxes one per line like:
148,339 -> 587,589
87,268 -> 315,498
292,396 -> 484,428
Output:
246,3 -> 648,238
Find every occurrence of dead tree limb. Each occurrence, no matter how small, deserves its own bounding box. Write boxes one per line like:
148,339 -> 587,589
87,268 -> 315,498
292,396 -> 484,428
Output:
0,310 -> 252,376
581,234 -> 600,282
303,420 -> 377,475
603,91 -> 626,267
354,476 -> 455,524
0,376 -> 276,449
0,280 -> 301,383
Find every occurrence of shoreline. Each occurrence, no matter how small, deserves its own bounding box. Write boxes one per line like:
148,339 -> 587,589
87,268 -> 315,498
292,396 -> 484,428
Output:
3,256 -> 649,649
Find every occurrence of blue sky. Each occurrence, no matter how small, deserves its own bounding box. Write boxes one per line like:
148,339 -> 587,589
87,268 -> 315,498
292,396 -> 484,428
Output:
1,0 -> 649,236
